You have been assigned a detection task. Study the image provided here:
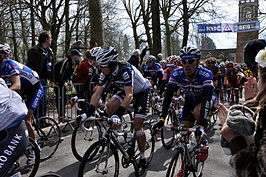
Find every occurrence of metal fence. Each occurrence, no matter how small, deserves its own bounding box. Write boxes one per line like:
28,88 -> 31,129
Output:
34,82 -> 97,125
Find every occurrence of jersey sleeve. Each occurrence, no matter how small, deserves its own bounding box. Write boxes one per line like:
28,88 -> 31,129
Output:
98,73 -> 108,88
6,60 -> 20,77
168,68 -> 181,86
122,66 -> 134,87
199,69 -> 214,88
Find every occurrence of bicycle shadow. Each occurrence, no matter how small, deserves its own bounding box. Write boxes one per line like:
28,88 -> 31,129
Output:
128,141 -> 175,177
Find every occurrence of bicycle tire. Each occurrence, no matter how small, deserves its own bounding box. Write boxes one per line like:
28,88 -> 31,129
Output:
193,151 -> 205,177
161,111 -> 176,150
71,120 -> 102,162
35,117 -> 61,161
6,138 -> 40,177
78,141 -> 119,177
38,173 -> 61,177
166,148 -> 188,177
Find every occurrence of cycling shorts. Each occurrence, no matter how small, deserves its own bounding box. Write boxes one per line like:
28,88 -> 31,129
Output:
0,121 -> 29,176
112,89 -> 149,119
180,95 -> 216,122
21,81 -> 44,111
227,78 -> 238,88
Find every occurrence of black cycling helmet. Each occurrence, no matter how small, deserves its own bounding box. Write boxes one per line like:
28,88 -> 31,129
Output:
244,39 -> 266,73
179,46 -> 201,60
96,47 -> 118,68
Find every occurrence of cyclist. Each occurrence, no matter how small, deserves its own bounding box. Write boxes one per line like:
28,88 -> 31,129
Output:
143,55 -> 163,87
0,44 -> 44,162
76,47 -> 151,172
0,78 -> 29,176
205,57 -> 222,101
159,59 -> 167,70
224,61 -> 240,104
153,46 -> 214,160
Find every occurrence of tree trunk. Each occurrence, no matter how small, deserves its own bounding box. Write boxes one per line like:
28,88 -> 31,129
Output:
139,0 -> 152,50
151,0 -> 161,55
29,0 -> 35,46
132,23 -> 140,49
182,0 -> 189,47
89,0 -> 104,46
165,21 -> 171,56
9,3 -> 19,62
65,0 -> 70,54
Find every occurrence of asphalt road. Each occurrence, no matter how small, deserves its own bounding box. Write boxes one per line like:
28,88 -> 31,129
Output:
35,118 -> 235,177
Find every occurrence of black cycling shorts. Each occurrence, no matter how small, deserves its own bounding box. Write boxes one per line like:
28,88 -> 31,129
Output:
133,89 -> 149,119
181,97 -> 200,123
0,121 -> 29,176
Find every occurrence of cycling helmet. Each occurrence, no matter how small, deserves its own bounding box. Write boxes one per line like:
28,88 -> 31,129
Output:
179,46 -> 201,60
205,57 -> 217,65
87,47 -> 101,60
168,55 -> 179,63
226,61 -> 234,68
96,47 -> 118,67
0,44 -> 10,55
147,55 -> 156,63
159,59 -> 167,65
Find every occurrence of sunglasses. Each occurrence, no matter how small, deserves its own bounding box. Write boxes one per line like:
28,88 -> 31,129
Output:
207,61 -> 216,65
227,66 -> 233,68
181,59 -> 197,64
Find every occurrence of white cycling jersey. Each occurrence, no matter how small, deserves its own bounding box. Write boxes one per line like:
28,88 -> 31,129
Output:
0,79 -> 28,131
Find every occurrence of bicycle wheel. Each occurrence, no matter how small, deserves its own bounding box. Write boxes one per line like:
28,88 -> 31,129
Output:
166,148 -> 188,177
35,117 -> 61,161
134,122 -> 155,165
71,120 -> 102,162
161,110 -> 176,150
6,138 -> 40,177
78,141 -> 119,177
193,152 -> 205,177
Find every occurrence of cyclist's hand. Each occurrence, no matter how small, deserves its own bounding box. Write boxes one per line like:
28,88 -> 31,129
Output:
76,113 -> 87,126
153,119 -> 165,133
70,96 -> 78,107
111,115 -> 121,124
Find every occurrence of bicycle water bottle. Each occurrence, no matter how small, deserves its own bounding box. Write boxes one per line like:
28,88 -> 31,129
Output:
117,133 -> 128,150
187,134 -> 197,152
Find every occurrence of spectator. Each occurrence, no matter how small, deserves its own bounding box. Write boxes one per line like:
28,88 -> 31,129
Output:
128,46 -> 148,71
218,39 -> 266,177
27,31 -> 54,119
53,49 -> 82,122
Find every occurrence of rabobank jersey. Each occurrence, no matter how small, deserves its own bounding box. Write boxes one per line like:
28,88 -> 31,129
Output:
98,62 -> 150,94
168,66 -> 214,102
144,63 -> 163,75
0,59 -> 39,88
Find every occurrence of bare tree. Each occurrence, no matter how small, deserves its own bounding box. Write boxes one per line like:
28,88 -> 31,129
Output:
123,0 -> 142,49
151,0 -> 162,55
89,0 -> 104,46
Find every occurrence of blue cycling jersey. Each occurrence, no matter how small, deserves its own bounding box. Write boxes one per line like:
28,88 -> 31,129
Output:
168,66 -> 214,102
0,59 -> 39,88
144,63 -> 163,75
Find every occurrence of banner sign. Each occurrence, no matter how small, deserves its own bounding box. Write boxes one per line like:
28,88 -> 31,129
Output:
198,21 -> 260,33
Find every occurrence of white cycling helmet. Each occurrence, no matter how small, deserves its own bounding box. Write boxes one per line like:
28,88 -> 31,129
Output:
179,46 -> 201,60
96,47 -> 118,67
0,44 -> 11,56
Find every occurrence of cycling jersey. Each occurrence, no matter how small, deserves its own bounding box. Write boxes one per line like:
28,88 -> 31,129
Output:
143,63 -> 163,76
98,62 -> 150,94
225,69 -> 239,88
0,81 -> 27,131
0,59 -> 39,88
168,66 -> 214,102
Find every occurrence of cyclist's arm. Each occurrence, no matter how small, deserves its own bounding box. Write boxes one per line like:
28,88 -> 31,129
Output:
10,75 -> 21,91
199,87 -> 213,126
161,84 -> 179,118
89,85 -> 104,107
121,86 -> 133,109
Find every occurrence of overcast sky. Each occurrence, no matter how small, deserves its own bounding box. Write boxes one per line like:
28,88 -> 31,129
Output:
206,0 -> 266,49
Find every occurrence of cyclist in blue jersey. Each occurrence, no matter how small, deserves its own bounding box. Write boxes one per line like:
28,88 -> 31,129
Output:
0,44 -> 44,152
0,78 -> 29,176
76,47 -> 151,172
143,55 -> 163,87
153,47 -> 214,157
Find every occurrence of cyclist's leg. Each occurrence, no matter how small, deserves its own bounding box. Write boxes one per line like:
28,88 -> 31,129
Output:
181,98 -> 197,129
106,91 -> 124,116
24,82 -> 44,140
0,121 -> 29,176
133,90 -> 149,153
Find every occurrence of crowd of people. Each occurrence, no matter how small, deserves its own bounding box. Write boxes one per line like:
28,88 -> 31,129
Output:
0,29 -> 266,177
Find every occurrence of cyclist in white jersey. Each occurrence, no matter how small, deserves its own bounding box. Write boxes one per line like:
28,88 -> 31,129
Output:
76,47 -> 151,172
0,78 -> 29,176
